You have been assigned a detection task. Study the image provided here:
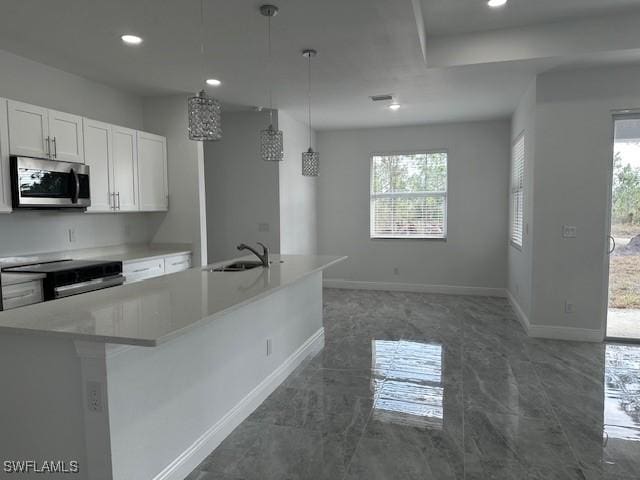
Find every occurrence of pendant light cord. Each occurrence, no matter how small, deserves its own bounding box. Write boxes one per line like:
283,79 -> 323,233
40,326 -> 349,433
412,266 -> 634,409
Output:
267,13 -> 274,126
307,53 -> 312,149
199,0 -> 205,88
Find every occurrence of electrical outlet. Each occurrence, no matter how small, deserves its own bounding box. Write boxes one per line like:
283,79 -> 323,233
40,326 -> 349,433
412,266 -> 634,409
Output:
266,338 -> 273,357
258,223 -> 270,232
562,225 -> 577,238
564,301 -> 576,314
87,381 -> 103,413
124,224 -> 132,238
393,267 -> 399,275
68,228 -> 76,243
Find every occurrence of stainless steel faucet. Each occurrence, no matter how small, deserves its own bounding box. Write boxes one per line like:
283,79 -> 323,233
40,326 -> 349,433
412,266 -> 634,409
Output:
237,242 -> 270,268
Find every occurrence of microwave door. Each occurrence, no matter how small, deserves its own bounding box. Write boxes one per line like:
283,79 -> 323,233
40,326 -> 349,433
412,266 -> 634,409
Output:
10,156 -> 90,209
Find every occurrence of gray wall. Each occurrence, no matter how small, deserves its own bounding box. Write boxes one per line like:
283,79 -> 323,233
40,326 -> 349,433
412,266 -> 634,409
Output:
0,48 -> 161,257
508,80 -> 536,318
527,64 -> 640,335
204,111 -> 280,262
278,110 -> 318,255
142,95 -> 206,265
317,120 -> 511,289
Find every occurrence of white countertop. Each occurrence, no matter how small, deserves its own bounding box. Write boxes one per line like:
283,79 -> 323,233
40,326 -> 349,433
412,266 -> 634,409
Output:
0,243 -> 191,287
0,243 -> 192,267
0,255 -> 345,347
86,245 -> 192,264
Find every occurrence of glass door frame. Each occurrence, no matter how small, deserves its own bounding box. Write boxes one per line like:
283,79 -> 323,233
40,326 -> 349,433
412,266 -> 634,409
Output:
604,112 -> 640,344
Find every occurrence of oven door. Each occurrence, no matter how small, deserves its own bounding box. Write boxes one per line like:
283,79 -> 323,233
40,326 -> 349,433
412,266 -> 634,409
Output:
10,156 -> 91,209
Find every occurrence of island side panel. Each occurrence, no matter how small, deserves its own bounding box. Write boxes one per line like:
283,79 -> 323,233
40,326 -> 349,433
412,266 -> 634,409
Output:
0,334 -> 87,480
105,271 -> 324,480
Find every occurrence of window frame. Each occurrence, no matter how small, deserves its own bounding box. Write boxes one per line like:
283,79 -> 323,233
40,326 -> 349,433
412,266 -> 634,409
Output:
510,133 -> 525,250
369,149 -> 449,240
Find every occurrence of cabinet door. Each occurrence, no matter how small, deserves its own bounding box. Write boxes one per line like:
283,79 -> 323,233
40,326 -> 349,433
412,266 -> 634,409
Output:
0,98 -> 11,213
49,109 -> 84,163
111,126 -> 139,212
137,131 -> 168,211
83,119 -> 113,212
7,100 -> 49,158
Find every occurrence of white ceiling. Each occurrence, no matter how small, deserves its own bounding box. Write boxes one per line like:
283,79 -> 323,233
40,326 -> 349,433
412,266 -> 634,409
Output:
421,0 -> 640,35
0,0 -> 640,130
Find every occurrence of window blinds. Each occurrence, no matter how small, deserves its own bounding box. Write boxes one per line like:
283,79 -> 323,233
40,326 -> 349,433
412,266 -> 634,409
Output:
370,152 -> 447,239
511,135 -> 525,247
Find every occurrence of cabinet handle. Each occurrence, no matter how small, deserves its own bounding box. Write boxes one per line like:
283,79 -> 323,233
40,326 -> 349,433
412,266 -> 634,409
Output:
110,192 -> 115,210
132,267 -> 150,273
52,136 -> 57,158
117,192 -> 121,210
45,136 -> 51,157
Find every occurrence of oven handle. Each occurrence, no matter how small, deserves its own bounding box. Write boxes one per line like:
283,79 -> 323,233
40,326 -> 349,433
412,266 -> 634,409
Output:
70,168 -> 80,204
54,275 -> 125,299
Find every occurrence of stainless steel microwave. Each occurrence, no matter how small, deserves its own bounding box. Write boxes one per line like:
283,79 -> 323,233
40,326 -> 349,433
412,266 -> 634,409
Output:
10,156 -> 91,209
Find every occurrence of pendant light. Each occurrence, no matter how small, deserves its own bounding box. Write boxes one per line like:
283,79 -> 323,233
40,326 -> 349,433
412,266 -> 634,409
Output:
188,0 -> 222,141
259,4 -> 284,162
301,49 -> 319,176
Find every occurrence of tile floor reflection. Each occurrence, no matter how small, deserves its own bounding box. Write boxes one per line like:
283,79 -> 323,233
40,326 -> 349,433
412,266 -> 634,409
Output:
185,289 -> 640,480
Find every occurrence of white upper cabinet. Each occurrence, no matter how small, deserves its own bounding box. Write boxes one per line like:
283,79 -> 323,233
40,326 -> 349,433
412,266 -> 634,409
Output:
111,126 -> 139,212
48,109 -> 84,163
8,101 -> 84,163
0,98 -> 11,213
7,100 -> 50,158
137,131 -> 168,211
2,97 -> 169,214
83,119 -> 113,212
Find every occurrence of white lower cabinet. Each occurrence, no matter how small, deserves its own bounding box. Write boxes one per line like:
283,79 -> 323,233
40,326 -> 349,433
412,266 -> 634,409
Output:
2,281 -> 43,310
123,253 -> 192,284
164,254 -> 192,274
123,258 -> 165,284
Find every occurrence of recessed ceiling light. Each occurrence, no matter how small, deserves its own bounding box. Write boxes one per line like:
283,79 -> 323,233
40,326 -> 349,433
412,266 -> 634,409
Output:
389,103 -> 401,111
487,0 -> 507,7
206,78 -> 222,87
121,34 -> 143,45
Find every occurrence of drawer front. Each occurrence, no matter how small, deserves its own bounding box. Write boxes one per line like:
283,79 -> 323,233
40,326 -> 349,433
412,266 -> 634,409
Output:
3,281 -> 43,310
164,254 -> 192,274
123,258 -> 165,284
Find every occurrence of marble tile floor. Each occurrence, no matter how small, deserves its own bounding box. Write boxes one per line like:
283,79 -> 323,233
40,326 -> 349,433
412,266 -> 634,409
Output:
185,288 -> 640,480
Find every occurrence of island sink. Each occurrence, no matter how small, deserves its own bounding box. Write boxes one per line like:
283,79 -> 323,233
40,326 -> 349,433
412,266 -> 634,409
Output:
209,260 -> 264,272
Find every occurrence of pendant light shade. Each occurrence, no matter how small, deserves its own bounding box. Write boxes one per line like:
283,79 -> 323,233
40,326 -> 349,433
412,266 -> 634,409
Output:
260,4 -> 284,162
188,0 -> 222,142
261,123 -> 284,162
188,90 -> 222,141
302,148 -> 319,176
301,49 -> 319,176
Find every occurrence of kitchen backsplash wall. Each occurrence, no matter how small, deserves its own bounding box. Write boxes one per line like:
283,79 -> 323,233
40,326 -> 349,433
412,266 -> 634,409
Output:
0,211 -> 164,257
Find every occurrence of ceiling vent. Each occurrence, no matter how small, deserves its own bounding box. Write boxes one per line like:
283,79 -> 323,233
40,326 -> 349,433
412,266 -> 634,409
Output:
370,94 -> 394,102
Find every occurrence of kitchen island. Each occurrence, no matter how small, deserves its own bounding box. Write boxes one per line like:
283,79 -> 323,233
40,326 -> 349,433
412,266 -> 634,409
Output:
0,254 -> 345,480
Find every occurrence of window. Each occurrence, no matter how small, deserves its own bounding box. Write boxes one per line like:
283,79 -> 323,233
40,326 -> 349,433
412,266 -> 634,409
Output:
370,151 -> 447,239
511,134 -> 525,248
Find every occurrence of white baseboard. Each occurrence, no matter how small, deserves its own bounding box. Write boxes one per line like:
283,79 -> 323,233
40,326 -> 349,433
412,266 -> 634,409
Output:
506,290 -> 530,332
323,278 -> 506,298
152,327 -> 325,480
506,290 -> 602,342
527,324 -> 603,343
